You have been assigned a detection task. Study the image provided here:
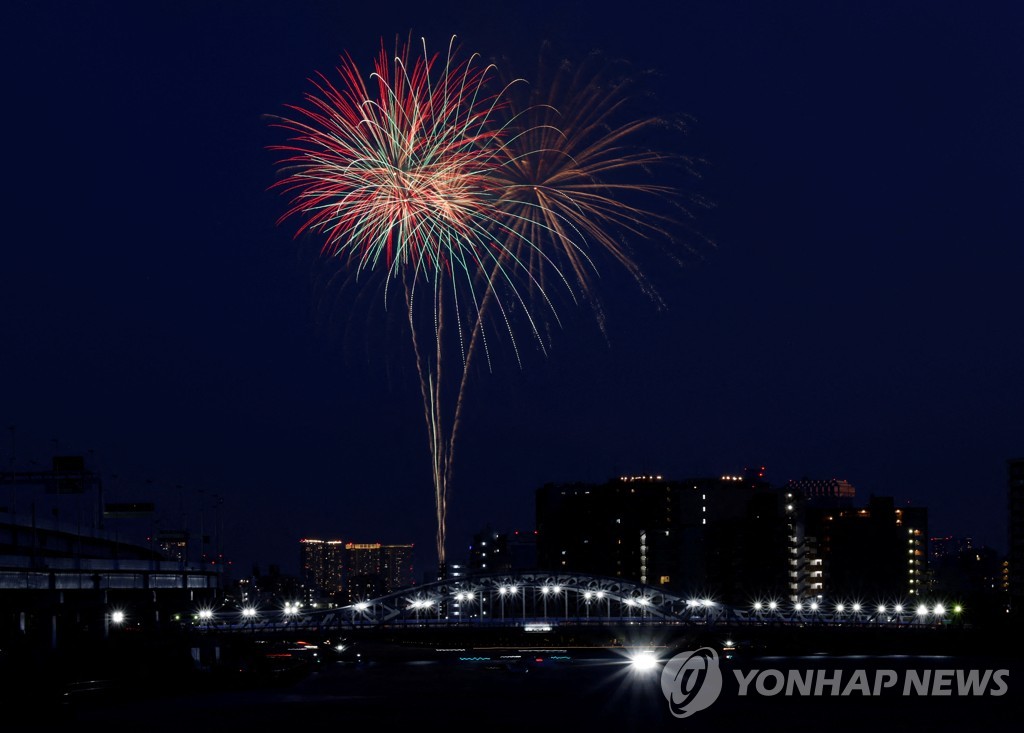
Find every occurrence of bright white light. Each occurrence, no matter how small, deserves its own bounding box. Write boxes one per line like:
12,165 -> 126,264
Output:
354,602 -> 369,611
934,604 -> 945,616
688,599 -> 700,608
753,602 -> 763,611
596,591 -> 604,600
198,609 -> 213,620
877,604 -> 887,614
465,592 -> 474,601
916,605 -> 928,616
335,644 -> 345,652
553,586 -> 561,593
793,602 -> 802,611
542,586 -> 550,595
810,602 -> 818,611
110,610 -> 125,625
499,587 -> 508,595
768,601 -> 778,611
836,604 -> 845,613
455,593 -> 465,601
852,603 -> 862,612
630,651 -> 659,672
584,592 -> 593,600
894,604 -> 904,614
638,598 -> 650,606
702,599 -> 714,607
624,598 -> 637,606
241,607 -> 257,618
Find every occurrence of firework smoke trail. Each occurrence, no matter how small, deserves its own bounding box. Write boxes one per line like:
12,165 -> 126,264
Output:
268,36 -> 563,570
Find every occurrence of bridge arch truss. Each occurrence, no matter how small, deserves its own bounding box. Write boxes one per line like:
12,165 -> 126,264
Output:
197,571 -> 957,634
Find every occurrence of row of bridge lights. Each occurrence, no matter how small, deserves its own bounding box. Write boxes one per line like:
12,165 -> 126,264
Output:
190,601 -> 305,623
170,596 -> 965,622
397,586 -> 620,612
751,600 -> 962,616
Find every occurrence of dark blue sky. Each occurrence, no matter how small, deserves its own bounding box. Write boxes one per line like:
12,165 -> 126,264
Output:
3,1 -> 1021,577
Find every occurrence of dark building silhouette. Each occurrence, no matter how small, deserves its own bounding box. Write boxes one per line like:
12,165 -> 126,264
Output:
296,539 -> 415,604
0,456 -> 221,652
342,542 -> 415,604
299,538 -> 345,602
785,477 -> 857,507
801,496 -> 928,600
251,564 -> 304,606
537,473 -> 928,606
346,574 -> 383,602
1009,458 -> 1024,617
535,474 -> 780,602
468,526 -> 537,572
704,488 -> 795,604
381,543 -> 415,593
932,544 -> 1003,595
930,535 -> 973,563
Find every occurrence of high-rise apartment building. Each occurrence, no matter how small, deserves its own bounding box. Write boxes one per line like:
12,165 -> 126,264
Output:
299,539 -> 416,604
1009,458 -> 1024,615
299,538 -> 345,601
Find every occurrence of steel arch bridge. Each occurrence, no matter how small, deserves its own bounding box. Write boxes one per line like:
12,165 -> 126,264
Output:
195,571 -> 959,634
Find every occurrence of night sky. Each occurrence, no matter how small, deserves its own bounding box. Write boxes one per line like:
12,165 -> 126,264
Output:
3,2 -> 1021,578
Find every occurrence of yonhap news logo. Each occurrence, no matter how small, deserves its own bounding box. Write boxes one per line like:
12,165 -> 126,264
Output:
658,648 -> 1009,719
659,647 -> 723,718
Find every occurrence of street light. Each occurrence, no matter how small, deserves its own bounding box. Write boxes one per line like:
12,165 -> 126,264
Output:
553,585 -> 566,619
104,607 -> 127,639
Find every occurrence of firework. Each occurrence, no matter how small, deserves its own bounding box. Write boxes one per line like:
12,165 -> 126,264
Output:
269,35 -> 552,570
269,36 -> 700,573
493,46 -> 708,328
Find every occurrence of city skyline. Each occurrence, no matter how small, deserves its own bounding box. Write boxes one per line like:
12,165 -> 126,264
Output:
1,444 -> 1011,583
3,2 -> 1022,578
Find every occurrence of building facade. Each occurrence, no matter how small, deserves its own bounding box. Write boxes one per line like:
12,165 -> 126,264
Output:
298,538 -> 345,602
1009,458 -> 1024,616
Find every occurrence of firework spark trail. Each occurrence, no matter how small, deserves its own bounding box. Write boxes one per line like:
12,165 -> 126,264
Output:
491,49 -> 697,331
270,36 -> 698,572
270,35 -> 561,569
